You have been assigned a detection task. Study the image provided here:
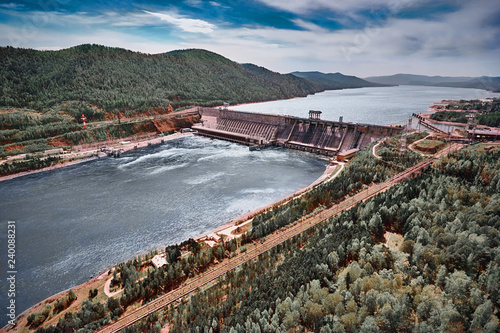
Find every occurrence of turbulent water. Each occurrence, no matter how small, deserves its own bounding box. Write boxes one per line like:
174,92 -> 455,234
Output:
1,85 -> 498,327
0,136 -> 326,325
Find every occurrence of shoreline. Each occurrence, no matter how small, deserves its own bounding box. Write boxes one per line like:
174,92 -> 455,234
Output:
3,156 -> 342,331
199,159 -> 341,238
0,132 -> 192,183
420,113 -> 467,127
0,156 -> 99,183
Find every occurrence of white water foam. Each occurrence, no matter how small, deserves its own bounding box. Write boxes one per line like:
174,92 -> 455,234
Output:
118,148 -> 185,170
240,188 -> 276,195
147,163 -> 189,175
184,172 -> 225,185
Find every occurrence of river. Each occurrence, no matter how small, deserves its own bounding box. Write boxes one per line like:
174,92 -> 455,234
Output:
0,136 -> 327,326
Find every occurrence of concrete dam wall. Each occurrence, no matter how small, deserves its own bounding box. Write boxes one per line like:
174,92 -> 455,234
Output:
192,107 -> 402,156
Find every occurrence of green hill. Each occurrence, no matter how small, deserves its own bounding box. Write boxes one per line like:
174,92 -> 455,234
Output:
0,44 -> 324,111
291,71 -> 389,90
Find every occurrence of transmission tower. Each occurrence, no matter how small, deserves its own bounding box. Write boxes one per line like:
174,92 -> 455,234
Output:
400,117 -> 412,152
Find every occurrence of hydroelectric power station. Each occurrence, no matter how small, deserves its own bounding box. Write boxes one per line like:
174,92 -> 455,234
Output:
192,107 -> 402,156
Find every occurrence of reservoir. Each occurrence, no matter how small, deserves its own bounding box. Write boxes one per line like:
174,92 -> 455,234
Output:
0,85 -> 498,326
233,85 -> 498,125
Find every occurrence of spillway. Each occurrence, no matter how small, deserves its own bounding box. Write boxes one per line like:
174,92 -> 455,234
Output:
192,107 -> 403,156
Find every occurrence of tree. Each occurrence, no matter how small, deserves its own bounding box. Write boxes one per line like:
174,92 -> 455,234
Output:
470,300 -> 493,332
445,271 -> 471,302
369,213 -> 385,239
282,310 -> 300,330
360,316 -> 380,333
345,272 -> 352,290
303,300 -> 323,328
68,289 -> 77,302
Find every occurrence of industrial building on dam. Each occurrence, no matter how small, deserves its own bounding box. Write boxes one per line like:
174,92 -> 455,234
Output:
192,107 -> 403,157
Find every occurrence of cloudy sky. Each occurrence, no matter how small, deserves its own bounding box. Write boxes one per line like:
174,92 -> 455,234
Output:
0,0 -> 499,77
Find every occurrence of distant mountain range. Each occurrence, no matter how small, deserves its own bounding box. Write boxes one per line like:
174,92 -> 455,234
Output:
365,74 -> 500,92
2,44 -> 496,114
0,44 -> 400,112
291,71 -> 389,90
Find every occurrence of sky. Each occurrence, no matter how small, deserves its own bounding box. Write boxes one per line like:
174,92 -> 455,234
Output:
0,0 -> 499,77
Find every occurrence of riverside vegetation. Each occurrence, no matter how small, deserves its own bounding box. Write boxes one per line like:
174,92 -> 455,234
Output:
29,134 -> 500,332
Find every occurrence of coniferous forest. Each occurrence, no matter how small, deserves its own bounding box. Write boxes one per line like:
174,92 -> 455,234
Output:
162,145 -> 500,333
0,44 -> 323,111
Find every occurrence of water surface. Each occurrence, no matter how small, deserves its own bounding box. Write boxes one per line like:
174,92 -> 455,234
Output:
0,136 -> 326,325
233,85 -> 498,125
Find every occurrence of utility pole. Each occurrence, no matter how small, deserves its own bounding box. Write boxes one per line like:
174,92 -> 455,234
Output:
400,118 -> 411,152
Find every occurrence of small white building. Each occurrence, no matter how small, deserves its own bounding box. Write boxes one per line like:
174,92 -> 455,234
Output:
151,254 -> 167,268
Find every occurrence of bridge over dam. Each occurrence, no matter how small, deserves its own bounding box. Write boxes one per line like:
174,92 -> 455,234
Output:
192,107 -> 403,157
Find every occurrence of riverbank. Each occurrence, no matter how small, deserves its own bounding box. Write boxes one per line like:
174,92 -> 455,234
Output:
197,160 -> 343,243
0,132 -> 192,183
419,113 -> 467,127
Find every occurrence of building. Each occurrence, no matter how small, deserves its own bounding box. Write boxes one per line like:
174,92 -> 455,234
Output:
151,254 -> 167,268
337,148 -> 359,162
309,110 -> 322,120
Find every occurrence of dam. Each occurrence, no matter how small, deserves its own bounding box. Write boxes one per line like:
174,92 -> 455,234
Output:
192,107 -> 403,156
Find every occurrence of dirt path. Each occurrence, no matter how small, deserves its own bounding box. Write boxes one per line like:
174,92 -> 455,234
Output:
407,133 -> 433,156
103,274 -> 123,298
372,138 -> 385,159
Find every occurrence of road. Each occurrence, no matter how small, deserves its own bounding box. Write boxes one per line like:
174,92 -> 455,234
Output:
85,107 -> 200,128
96,146 -> 461,333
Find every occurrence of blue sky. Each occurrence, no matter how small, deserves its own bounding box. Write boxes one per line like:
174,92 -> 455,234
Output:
0,0 -> 499,76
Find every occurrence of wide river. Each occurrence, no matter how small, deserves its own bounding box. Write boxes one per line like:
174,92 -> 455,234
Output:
0,85 -> 498,326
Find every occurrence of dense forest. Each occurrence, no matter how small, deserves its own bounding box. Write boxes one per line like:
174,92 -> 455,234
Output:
291,72 -> 388,90
430,111 -> 468,124
0,44 -> 324,111
162,144 -> 500,333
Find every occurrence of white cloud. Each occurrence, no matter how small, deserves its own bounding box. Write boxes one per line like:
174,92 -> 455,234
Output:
255,0 -> 425,15
209,1 -> 230,9
143,10 -> 215,34
292,19 -> 328,33
0,3 -> 24,9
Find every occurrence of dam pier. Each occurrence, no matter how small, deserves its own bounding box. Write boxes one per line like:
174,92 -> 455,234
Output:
192,107 -> 402,156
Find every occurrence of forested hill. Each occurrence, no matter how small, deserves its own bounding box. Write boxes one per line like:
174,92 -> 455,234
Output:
365,73 -> 500,92
292,71 -> 389,89
0,44 -> 324,111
